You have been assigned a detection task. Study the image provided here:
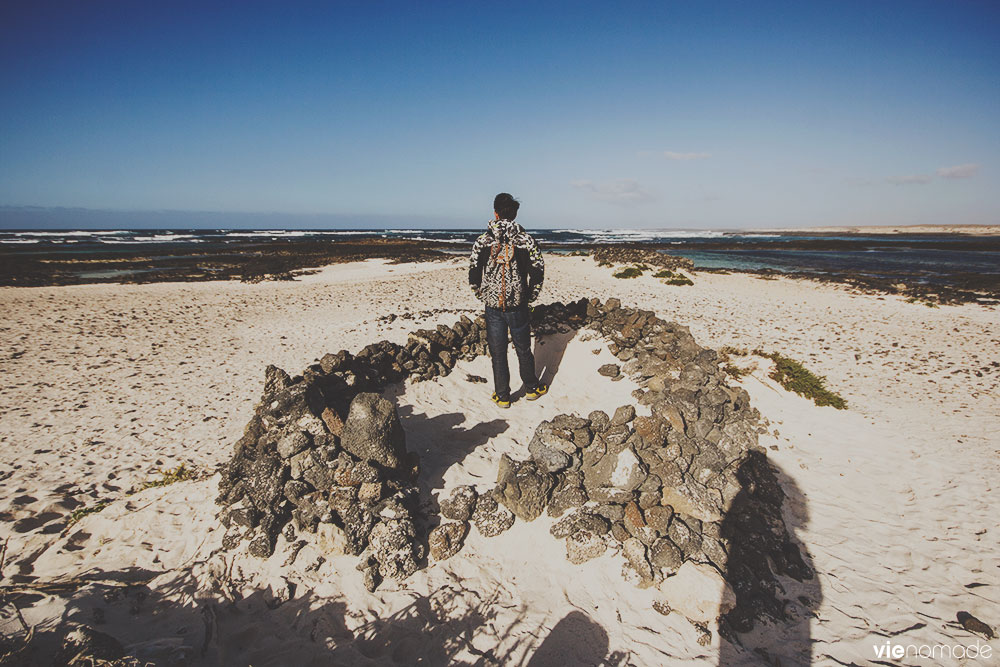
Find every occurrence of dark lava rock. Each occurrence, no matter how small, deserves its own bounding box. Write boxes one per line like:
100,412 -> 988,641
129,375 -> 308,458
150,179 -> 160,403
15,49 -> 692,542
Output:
650,538 -> 684,574
599,364 -> 621,378
471,493 -> 515,537
550,510 -> 610,539
440,485 -> 478,521
363,518 -> 424,580
429,522 -> 468,560
340,392 -> 408,471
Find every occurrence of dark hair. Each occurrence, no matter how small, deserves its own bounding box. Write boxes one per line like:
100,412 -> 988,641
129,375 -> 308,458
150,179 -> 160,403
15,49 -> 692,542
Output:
493,192 -> 520,221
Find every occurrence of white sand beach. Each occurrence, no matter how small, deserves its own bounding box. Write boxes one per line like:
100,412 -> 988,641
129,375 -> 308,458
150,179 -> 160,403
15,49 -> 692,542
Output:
2,256 -> 998,665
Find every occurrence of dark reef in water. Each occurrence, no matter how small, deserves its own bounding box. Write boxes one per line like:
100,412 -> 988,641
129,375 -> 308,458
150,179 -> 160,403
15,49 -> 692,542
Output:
0,237 -> 451,287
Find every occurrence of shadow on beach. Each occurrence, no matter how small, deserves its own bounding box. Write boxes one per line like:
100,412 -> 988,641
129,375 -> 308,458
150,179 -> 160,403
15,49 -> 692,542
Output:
530,330 -> 577,390
718,453 -> 821,665
14,569 -> 623,666
390,404 -> 508,517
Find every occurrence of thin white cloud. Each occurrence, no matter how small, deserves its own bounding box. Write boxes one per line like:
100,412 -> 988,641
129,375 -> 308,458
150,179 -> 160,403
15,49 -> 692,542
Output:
663,151 -> 712,161
887,173 -> 933,186
936,163 -> 980,179
571,179 -> 654,204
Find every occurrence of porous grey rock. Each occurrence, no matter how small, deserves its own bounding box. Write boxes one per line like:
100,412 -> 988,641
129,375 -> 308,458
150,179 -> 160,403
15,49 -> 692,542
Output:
668,515 -> 702,557
365,518 -> 424,580
495,455 -> 555,521
340,392 -> 407,471
547,483 -> 588,517
650,538 -> 684,574
429,522 -> 468,560
609,448 -> 647,491
588,410 -> 610,433
471,493 -> 515,537
440,485 -> 477,521
550,510 -> 610,539
528,441 -> 572,473
645,505 -> 674,535
277,430 -> 311,459
611,404 -> 636,426
566,529 -> 608,564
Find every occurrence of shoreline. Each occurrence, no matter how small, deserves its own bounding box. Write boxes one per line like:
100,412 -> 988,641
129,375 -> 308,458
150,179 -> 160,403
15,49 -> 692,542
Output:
2,234 -> 999,305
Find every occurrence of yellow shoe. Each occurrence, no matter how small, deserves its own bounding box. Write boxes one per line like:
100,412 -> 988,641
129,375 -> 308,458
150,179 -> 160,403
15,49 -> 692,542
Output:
525,384 -> 548,401
491,392 -> 511,409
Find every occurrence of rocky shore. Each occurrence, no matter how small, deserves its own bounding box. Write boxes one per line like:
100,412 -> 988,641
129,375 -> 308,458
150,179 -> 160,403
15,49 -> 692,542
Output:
0,237 -> 450,287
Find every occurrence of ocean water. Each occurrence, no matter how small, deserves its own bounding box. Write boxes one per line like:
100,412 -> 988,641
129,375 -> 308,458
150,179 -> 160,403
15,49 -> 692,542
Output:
2,228 -> 998,289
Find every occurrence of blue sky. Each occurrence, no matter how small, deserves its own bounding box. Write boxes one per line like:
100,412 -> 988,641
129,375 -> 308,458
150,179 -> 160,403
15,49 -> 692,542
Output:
1,1 -> 998,229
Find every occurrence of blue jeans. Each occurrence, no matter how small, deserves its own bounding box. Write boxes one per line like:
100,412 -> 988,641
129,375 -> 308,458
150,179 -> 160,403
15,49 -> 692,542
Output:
485,305 -> 539,401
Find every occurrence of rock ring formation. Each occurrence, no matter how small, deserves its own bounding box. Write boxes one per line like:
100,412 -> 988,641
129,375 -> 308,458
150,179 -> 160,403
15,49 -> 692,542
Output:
216,297 -> 812,637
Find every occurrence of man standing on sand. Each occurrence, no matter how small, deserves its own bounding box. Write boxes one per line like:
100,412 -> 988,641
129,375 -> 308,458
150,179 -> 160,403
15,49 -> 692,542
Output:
468,193 -> 547,408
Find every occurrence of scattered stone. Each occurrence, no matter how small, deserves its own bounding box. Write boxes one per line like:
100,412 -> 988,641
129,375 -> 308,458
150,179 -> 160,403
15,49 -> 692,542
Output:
957,611 -> 995,639
364,518 -> 424,580
466,374 -> 488,383
440,485 -> 478,521
472,493 -> 515,537
622,537 -> 654,585
277,430 -> 310,459
611,404 -> 636,425
429,522 -> 468,560
599,364 -> 621,378
551,510 -> 610,539
320,407 -> 345,436
644,505 -> 674,535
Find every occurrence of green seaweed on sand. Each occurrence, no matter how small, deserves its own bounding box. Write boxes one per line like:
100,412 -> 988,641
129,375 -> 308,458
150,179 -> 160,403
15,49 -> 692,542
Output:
67,501 -> 111,527
906,296 -> 940,308
613,267 -> 645,279
653,269 -> 694,286
755,351 -> 848,409
138,464 -> 196,491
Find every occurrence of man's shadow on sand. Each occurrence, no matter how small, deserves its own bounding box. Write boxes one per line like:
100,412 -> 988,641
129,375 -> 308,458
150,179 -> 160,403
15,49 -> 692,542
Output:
509,329 -> 576,401
718,452 -> 821,665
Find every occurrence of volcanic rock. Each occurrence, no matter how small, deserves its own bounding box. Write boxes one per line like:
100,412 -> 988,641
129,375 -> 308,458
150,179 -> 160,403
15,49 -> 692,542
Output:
340,392 -> 408,471
429,522 -> 468,561
440,485 -> 478,521
471,493 -> 515,537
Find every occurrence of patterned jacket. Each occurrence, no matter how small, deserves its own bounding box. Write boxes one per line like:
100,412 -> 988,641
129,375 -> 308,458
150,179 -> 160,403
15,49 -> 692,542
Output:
468,219 -> 545,309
